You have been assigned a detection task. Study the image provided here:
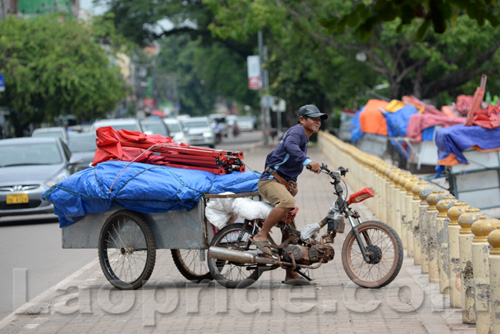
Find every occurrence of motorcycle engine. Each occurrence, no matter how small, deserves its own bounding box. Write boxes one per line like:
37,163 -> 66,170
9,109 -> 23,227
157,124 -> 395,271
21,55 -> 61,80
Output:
283,244 -> 335,265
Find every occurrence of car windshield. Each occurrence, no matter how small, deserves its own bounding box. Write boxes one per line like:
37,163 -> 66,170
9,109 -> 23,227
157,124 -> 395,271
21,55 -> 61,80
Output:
68,136 -> 96,152
0,142 -> 63,167
166,122 -> 181,133
33,130 -> 64,139
143,123 -> 167,136
183,120 -> 209,128
108,124 -> 140,132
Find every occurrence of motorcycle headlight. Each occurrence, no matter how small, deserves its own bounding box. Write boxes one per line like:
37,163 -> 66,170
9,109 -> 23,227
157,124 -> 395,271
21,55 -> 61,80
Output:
45,170 -> 69,187
203,132 -> 213,138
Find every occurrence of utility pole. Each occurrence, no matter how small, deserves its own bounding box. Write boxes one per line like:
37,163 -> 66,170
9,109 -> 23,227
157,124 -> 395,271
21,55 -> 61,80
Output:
258,30 -> 271,146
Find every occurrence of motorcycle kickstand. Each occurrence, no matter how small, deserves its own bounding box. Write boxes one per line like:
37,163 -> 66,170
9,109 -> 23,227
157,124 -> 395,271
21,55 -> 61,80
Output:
295,269 -> 313,282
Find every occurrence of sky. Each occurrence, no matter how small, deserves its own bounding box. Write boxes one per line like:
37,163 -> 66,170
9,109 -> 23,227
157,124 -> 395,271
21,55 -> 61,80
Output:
79,0 -> 108,16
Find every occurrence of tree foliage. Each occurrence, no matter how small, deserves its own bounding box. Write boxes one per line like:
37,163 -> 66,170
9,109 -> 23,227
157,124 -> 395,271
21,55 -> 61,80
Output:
0,14 -> 127,135
205,0 -> 500,110
101,0 -> 259,115
318,0 -> 500,41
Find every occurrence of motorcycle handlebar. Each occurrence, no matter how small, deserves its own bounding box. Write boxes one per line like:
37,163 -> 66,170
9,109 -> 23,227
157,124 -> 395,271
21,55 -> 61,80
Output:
306,163 -> 349,180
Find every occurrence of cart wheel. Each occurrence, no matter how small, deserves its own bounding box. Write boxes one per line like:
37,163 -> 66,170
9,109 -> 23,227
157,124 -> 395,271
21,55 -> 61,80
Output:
98,210 -> 156,290
171,249 -> 212,282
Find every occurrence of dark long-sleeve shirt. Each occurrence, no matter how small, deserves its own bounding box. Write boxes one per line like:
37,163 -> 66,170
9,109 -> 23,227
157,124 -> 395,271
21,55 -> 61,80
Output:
259,124 -> 311,182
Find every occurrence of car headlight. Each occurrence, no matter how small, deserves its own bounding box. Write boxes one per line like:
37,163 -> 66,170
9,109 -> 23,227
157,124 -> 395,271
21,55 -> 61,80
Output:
203,132 -> 213,138
45,170 -> 69,187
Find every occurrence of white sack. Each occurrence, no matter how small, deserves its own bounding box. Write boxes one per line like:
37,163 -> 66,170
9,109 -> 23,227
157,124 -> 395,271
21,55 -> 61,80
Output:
231,198 -> 273,221
205,193 -> 235,229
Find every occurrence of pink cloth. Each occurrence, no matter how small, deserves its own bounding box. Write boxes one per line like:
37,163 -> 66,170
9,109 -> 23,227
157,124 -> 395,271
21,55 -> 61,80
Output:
406,113 -> 466,143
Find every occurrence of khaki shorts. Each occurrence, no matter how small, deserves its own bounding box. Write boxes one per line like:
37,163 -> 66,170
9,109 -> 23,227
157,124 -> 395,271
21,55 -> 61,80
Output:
258,179 -> 296,209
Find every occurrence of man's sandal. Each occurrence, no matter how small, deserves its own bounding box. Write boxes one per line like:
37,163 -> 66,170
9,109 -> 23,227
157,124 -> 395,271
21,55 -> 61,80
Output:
249,238 -> 274,257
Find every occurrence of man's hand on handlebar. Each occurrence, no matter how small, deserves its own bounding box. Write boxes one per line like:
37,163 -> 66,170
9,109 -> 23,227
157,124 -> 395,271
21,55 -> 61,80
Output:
307,162 -> 321,174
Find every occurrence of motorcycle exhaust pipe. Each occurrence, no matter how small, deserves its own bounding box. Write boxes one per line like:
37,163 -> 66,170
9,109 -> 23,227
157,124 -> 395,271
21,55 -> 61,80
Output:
209,246 -> 277,265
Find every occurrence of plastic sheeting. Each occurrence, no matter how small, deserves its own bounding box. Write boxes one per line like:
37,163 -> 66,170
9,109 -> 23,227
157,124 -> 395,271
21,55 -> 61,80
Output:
205,194 -> 273,229
384,105 -> 419,138
43,161 -> 260,227
435,124 -> 500,166
359,99 -> 389,136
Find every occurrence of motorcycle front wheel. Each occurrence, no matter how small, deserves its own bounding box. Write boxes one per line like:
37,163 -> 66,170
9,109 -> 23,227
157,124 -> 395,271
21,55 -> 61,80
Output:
207,223 -> 263,289
342,220 -> 403,288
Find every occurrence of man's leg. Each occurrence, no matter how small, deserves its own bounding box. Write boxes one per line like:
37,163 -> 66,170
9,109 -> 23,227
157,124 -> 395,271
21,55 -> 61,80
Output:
252,206 -> 289,242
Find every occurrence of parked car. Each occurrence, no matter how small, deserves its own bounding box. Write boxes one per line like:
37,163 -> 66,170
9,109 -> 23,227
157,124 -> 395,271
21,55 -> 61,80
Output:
181,117 -> 215,148
140,119 -> 171,137
209,114 -> 229,138
90,118 -> 143,132
32,126 -> 69,144
0,137 -> 79,217
237,116 -> 257,132
68,132 -> 97,172
163,118 -> 189,144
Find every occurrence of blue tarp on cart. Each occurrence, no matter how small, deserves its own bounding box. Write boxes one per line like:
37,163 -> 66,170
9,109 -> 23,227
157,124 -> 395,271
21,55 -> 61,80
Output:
43,161 -> 260,228
435,124 -> 500,165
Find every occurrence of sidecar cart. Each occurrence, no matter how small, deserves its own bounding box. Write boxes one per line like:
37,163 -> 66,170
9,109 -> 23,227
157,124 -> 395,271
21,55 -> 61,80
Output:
61,192 -> 260,290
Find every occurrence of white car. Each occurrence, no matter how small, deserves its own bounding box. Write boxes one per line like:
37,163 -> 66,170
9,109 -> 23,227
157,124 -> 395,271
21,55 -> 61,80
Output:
237,116 -> 256,132
182,117 -> 215,148
32,127 -> 69,144
0,137 -> 79,217
90,118 -> 143,132
163,118 -> 189,144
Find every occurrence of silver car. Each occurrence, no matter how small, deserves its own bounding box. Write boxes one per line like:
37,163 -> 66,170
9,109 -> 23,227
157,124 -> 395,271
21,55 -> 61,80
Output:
90,118 -> 143,132
182,117 -> 215,148
163,118 -> 190,144
68,132 -> 97,172
32,126 -> 69,144
0,137 -> 79,217
140,119 -> 171,137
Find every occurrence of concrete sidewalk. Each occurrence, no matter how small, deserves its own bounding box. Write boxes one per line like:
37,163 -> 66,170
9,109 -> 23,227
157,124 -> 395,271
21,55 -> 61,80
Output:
0,144 -> 475,333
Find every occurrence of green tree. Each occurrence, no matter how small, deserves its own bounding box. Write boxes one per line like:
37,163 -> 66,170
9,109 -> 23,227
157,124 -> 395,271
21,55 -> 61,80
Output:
205,0 -> 500,108
0,14 -> 127,136
100,0 -> 260,115
318,0 -> 499,41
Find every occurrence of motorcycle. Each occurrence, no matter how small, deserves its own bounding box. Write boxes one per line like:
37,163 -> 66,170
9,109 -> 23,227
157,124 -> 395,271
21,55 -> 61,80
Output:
207,164 -> 403,289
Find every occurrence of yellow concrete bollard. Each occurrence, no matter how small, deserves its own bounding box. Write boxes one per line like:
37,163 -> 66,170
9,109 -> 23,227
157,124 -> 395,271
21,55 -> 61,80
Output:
447,201 -> 469,308
411,180 -> 427,266
404,176 -> 419,258
375,159 -> 388,221
385,168 -> 399,228
377,163 -> 389,223
418,186 -> 434,274
457,207 -> 482,324
425,191 -> 447,283
471,217 -> 500,334
487,227 -> 500,333
435,196 -> 456,294
370,160 -> 381,219
398,173 -> 413,250
390,170 -> 403,236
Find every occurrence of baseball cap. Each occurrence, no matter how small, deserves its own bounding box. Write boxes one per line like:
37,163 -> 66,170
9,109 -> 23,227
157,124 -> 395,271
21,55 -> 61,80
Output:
298,104 -> 328,120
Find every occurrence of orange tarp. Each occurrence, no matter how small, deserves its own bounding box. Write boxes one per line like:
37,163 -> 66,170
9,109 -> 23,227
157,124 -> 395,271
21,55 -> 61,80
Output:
359,99 -> 389,136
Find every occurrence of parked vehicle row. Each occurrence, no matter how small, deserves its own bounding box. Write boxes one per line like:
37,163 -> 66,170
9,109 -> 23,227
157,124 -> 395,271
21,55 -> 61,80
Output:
0,137 -> 79,218
0,113 -> 257,219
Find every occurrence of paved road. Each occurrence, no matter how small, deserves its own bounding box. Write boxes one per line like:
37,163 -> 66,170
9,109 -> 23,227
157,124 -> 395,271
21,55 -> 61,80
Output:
0,216 -> 96,321
0,140 -> 475,333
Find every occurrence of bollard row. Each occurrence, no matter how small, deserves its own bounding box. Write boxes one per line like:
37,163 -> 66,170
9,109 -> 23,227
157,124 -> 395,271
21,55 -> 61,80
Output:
318,131 -> 500,333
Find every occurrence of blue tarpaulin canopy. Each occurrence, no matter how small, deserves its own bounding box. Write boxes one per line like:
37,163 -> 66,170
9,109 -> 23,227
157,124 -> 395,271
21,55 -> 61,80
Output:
43,161 -> 260,228
435,124 -> 500,165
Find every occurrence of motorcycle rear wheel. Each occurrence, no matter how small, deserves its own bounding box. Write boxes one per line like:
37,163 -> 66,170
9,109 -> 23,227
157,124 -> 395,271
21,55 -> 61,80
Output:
207,223 -> 263,288
342,220 -> 403,288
